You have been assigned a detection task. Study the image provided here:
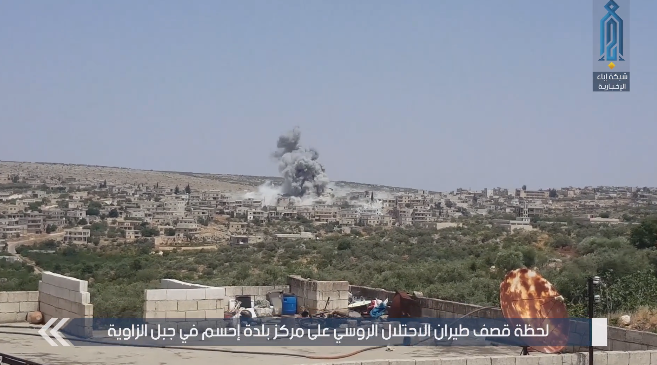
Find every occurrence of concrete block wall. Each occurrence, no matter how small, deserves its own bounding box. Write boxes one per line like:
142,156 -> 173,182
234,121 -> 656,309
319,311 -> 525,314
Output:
160,279 -> 213,289
605,326 -> 657,351
0,291 -> 39,323
349,285 -> 504,319
289,275 -> 349,314
143,288 -> 226,324
224,285 -> 289,308
300,350 -> 657,365
38,271 -> 93,337
158,278 -> 289,312
349,285 -> 657,353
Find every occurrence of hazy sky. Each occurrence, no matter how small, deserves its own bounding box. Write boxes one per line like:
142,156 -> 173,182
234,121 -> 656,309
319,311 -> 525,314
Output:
1,1 -> 655,192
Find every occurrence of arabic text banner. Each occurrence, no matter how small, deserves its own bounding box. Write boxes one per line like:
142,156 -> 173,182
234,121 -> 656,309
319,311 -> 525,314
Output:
58,318 -> 599,347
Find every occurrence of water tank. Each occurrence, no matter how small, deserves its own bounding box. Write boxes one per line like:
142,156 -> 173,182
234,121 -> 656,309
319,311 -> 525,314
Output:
282,294 -> 297,315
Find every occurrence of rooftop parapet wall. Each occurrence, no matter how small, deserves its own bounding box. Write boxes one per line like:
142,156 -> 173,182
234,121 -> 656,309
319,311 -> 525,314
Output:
38,271 -> 93,337
0,291 -> 39,323
143,288 -> 226,321
160,279 -> 213,289
156,279 -> 289,311
300,351 -> 657,365
349,284 -> 657,353
289,275 -> 349,314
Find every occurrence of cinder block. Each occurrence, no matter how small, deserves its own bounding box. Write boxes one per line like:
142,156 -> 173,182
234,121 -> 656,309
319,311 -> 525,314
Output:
185,310 -> 205,320
0,302 -> 20,313
390,360 -> 417,365
197,300 -> 217,310
628,343 -> 649,351
177,301 -> 198,311
361,360 -> 393,365
490,356 -> 515,365
414,360 -> 442,365
144,311 -> 166,319
239,286 -> 254,296
606,351 -> 629,365
19,301 -> 39,312
224,287 -> 242,297
144,301 -> 156,311
145,289 -> 167,301
165,311 -> 185,319
0,292 -> 7,302
40,302 -> 54,316
186,289 -> 206,300
466,357 -> 492,365
442,358 -> 467,365
641,333 -> 657,348
560,353 -> 577,365
38,281 -> 54,296
27,291 -> 39,301
629,351 -> 651,365
155,300 -> 178,312
72,303 -> 93,316
535,355 -> 560,365
626,330 -> 645,343
166,289 -> 188,301
650,351 -> 657,365
612,341 -> 631,351
71,291 -> 90,304
515,357 -> 539,365
42,271 -> 88,292
205,288 -> 226,300
0,313 -> 17,323
205,309 -> 224,319
7,292 -> 28,302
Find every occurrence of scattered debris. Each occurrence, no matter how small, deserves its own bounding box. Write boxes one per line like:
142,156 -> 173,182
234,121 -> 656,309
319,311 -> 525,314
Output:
619,315 -> 631,326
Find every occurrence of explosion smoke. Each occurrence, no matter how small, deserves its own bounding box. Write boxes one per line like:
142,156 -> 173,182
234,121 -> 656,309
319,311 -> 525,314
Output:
272,127 -> 330,197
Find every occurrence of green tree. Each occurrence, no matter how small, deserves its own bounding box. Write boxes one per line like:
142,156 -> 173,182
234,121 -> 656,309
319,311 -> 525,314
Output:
599,212 -> 610,219
630,216 -> 657,249
174,186 -> 180,195
494,250 -> 524,273
140,226 -> 160,237
77,218 -> 88,226
86,208 -> 100,216
337,239 -> 352,251
185,184 -> 191,194
164,228 -> 176,236
108,209 -> 119,218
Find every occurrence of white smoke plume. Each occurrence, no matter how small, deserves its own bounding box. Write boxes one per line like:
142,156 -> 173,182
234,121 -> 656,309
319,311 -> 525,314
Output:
272,127 -> 330,198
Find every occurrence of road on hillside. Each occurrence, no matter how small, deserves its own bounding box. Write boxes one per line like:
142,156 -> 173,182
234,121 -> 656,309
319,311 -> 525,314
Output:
7,232 -> 65,254
5,232 -> 65,273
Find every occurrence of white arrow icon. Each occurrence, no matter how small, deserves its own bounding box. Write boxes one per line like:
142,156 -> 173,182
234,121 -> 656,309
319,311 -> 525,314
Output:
39,318 -> 71,346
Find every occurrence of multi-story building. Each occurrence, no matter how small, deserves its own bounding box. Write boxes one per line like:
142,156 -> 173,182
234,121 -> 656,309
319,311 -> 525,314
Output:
314,206 -> 339,223
18,213 -> 45,234
175,223 -> 200,238
515,189 -> 549,199
64,228 -> 90,244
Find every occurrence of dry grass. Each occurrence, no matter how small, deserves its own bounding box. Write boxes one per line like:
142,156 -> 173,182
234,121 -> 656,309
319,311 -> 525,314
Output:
609,306 -> 657,333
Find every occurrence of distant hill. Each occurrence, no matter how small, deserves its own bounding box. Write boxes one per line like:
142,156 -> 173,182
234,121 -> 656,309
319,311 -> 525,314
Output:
0,160 -> 427,193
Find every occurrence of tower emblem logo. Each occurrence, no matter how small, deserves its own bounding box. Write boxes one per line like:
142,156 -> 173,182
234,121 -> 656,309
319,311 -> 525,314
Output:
599,0 -> 624,61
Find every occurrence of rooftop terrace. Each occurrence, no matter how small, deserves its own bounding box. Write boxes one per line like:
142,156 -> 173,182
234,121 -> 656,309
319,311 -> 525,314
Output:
1,273 -> 656,364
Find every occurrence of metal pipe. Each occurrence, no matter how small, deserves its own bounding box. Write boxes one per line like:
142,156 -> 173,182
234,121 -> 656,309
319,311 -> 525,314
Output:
588,277 -> 594,365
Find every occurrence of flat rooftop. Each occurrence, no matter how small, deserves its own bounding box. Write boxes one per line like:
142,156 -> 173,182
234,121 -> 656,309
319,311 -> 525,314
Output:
0,324 -> 523,365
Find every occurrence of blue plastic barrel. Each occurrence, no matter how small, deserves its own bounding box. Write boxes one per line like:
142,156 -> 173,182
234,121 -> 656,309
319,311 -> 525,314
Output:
282,294 -> 297,315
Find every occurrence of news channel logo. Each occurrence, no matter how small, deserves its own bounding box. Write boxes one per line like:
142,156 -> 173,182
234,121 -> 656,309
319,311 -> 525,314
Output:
593,0 -> 630,72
